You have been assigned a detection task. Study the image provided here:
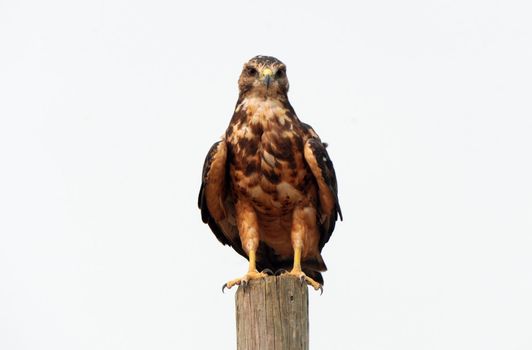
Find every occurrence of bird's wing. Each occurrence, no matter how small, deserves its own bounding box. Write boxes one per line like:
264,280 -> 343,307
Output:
198,140 -> 245,257
303,137 -> 343,250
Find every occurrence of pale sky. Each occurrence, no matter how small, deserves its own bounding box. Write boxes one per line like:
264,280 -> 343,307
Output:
1,1 -> 531,349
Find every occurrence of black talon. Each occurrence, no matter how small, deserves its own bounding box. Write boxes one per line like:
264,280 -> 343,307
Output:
299,275 -> 306,286
241,280 -> 248,288
262,268 -> 274,275
275,269 -> 287,276
222,283 -> 227,294
319,286 -> 324,295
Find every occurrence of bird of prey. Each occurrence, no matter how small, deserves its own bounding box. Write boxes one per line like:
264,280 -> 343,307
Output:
198,55 -> 342,292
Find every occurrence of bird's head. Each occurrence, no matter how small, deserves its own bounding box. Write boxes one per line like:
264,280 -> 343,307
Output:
238,55 -> 289,99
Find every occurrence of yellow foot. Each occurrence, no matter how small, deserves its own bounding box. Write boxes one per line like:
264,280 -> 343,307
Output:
283,270 -> 323,294
222,270 -> 269,292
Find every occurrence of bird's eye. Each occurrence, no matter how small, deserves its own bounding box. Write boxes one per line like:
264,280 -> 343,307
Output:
275,68 -> 285,78
246,67 -> 257,76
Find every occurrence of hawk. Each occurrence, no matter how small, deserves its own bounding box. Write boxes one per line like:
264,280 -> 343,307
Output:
198,55 -> 342,292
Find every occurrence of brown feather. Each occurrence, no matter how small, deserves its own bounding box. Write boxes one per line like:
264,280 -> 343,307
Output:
199,56 -> 341,284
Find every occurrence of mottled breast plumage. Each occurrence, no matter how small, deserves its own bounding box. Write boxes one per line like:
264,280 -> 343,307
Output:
226,97 -> 314,215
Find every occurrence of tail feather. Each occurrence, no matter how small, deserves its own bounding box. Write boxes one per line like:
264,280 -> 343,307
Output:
255,242 -> 328,285
304,270 -> 324,285
302,254 -> 327,285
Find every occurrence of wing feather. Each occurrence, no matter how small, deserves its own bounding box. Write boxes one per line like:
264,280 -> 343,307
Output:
198,140 -> 245,257
303,137 -> 343,250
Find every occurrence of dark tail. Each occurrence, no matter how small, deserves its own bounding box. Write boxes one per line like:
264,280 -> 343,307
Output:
256,243 -> 328,285
302,253 -> 327,285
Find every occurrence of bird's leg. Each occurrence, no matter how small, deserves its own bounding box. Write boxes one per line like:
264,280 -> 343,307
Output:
222,239 -> 267,292
223,201 -> 268,291
283,207 -> 322,291
286,245 -> 322,292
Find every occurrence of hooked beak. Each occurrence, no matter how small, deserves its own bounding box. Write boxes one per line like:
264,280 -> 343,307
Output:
261,68 -> 273,89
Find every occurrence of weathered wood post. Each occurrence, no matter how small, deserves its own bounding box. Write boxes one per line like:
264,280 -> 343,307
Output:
235,275 -> 309,350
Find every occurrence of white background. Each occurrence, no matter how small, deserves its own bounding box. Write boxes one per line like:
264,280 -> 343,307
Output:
1,1 -> 531,349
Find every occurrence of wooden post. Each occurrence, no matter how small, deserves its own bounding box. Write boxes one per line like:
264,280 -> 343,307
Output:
235,275 -> 309,350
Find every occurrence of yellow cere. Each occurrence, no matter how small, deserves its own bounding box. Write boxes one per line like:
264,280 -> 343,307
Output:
261,68 -> 273,77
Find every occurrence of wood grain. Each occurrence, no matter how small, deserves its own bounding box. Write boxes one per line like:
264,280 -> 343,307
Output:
235,275 -> 309,350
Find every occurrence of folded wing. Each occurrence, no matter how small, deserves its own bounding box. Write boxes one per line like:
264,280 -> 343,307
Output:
198,140 -> 245,257
303,137 -> 343,250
